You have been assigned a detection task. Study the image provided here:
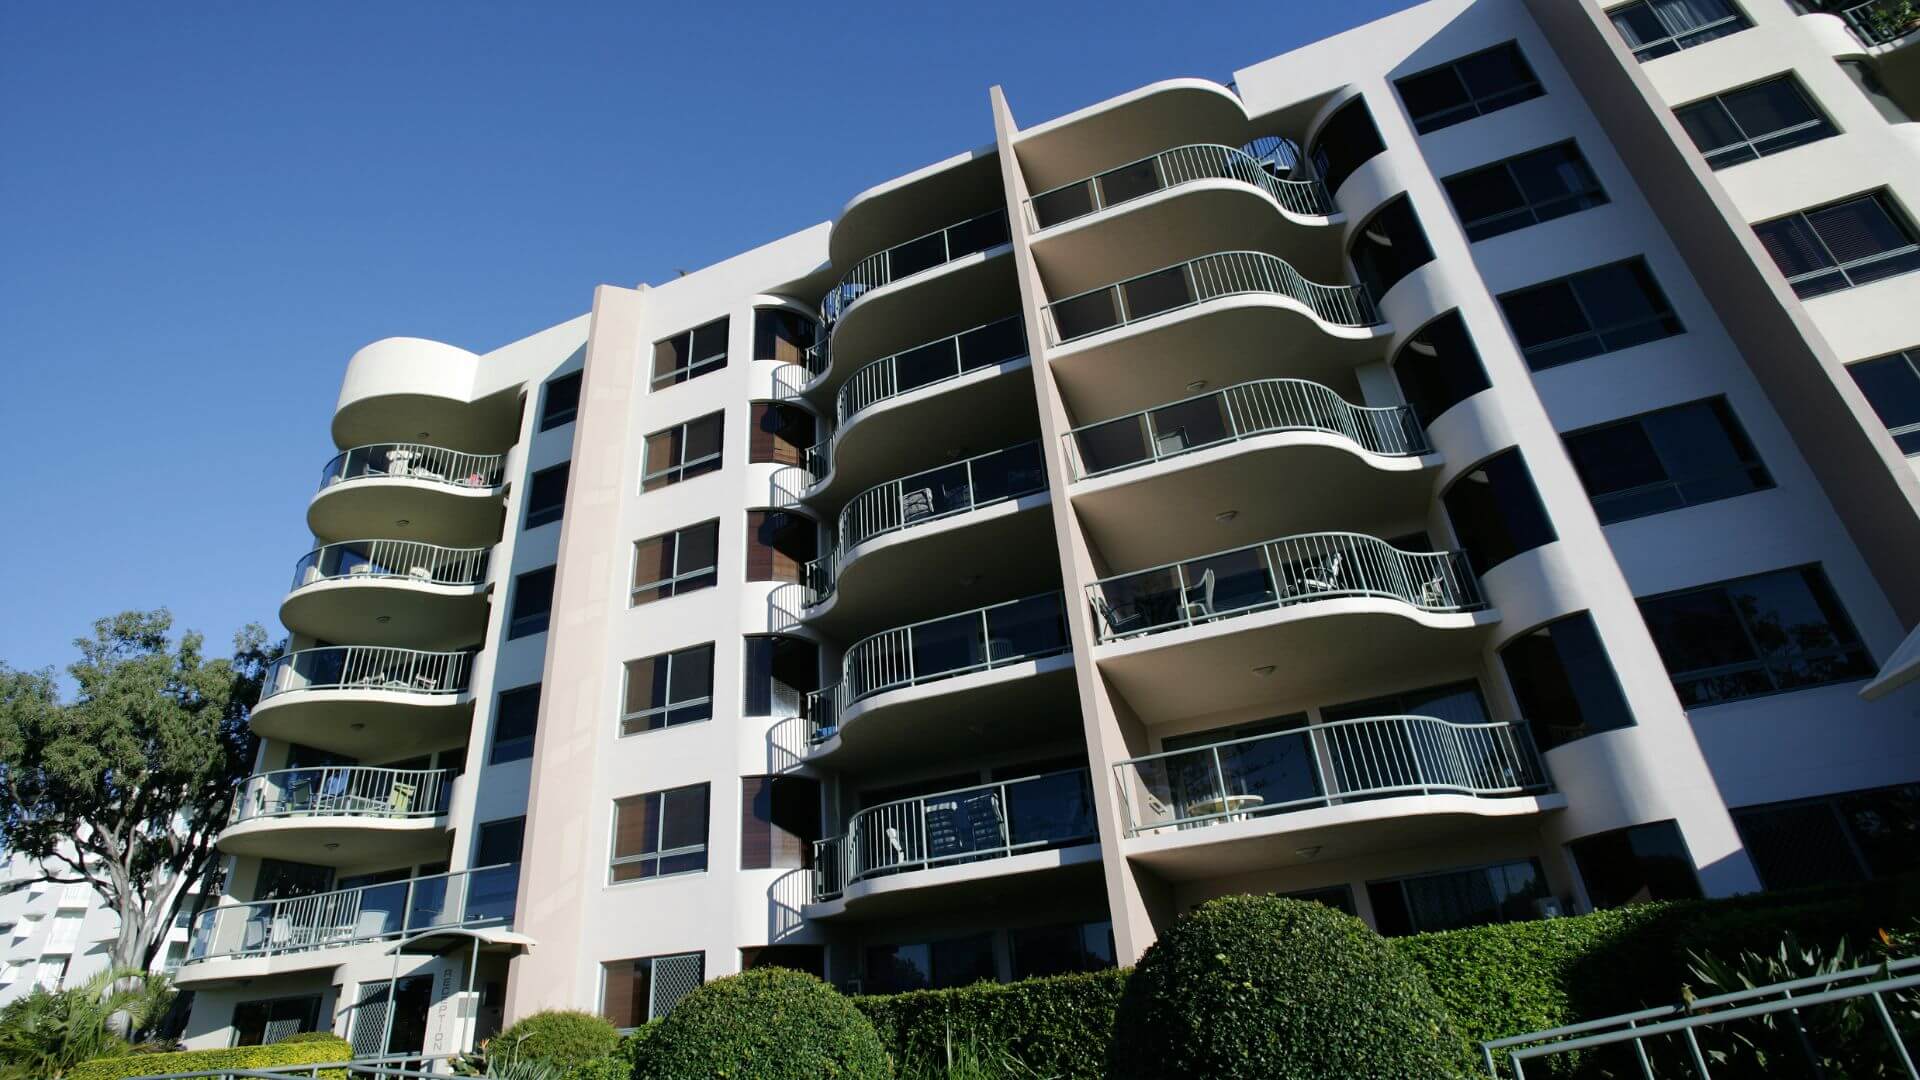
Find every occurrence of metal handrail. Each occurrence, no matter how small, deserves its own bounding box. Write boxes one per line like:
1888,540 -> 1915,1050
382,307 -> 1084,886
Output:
804,591 -> 1071,744
1042,250 -> 1379,345
1063,378 -> 1427,480
1024,142 -> 1335,232
260,646 -> 474,701
1086,531 -> 1483,643
317,443 -> 506,494
290,539 -> 489,593
811,768 -> 1096,901
1838,0 -> 1919,44
1112,715 -> 1548,836
804,441 -> 1047,605
819,207 -> 1012,327
229,766 -> 454,825
183,863 -> 518,964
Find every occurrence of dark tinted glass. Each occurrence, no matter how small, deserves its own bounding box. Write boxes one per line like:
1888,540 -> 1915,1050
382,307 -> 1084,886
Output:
525,463 -> 569,529
492,684 -> 540,763
1757,192 -> 1920,298
1442,449 -> 1557,573
1569,821 -> 1702,908
1500,613 -> 1634,750
1396,42 -> 1543,134
1499,259 -> 1681,370
1735,786 -> 1920,891
1368,858 -> 1549,935
1610,0 -> 1750,60
1308,96 -> 1386,193
1638,566 -> 1872,707
1848,350 -> 1920,453
1564,398 -> 1772,523
1349,195 -> 1435,299
1444,142 -> 1608,241
476,816 -> 526,865
1393,312 -> 1491,424
508,566 -> 556,638
539,372 -> 582,431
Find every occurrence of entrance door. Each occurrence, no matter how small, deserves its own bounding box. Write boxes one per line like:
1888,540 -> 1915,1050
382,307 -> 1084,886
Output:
348,974 -> 434,1059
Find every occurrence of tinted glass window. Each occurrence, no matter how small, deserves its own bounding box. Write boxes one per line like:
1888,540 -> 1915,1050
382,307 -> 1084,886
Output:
525,463 -> 569,529
1443,142 -> 1608,241
1308,96 -> 1386,193
631,521 -> 720,606
1675,76 -> 1835,170
508,566 -> 556,639
539,372 -> 582,431
1008,921 -> 1115,980
1569,820 -> 1702,908
1563,398 -> 1772,523
1755,191 -> 1920,299
1500,613 -> 1634,751
1442,448 -> 1557,573
1393,312 -> 1491,425
476,816 -> 526,865
1499,258 -> 1682,370
1848,349 -> 1920,454
652,318 -> 729,390
1637,565 -> 1873,707
1367,858 -> 1549,935
1395,42 -> 1544,134
491,683 -> 540,764
621,644 -> 715,736
1609,0 -> 1750,60
611,784 -> 710,882
642,412 -> 725,491
752,308 -> 817,365
1349,195 -> 1434,300
1733,784 -> 1920,890
864,933 -> 996,993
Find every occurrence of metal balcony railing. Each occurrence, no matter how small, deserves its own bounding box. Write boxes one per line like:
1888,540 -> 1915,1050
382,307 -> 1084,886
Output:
1113,716 -> 1548,836
228,766 -> 454,826
260,646 -> 474,701
1026,142 -> 1335,232
804,441 -> 1047,605
819,208 -> 1012,327
804,592 -> 1071,744
183,863 -> 518,964
811,769 -> 1096,901
1836,0 -> 1919,43
290,539 -> 490,593
1086,532 -> 1483,642
1042,251 -> 1379,345
317,443 -> 506,494
1063,378 -> 1427,480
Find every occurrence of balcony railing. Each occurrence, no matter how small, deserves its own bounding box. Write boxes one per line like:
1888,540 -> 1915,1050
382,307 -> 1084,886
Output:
260,646 -> 473,701
1836,0 -> 1919,43
804,442 -> 1047,604
1086,532 -> 1482,642
805,592 -> 1071,744
290,539 -> 489,593
811,769 -> 1097,901
1042,251 -> 1379,345
229,766 -> 453,826
1063,378 -> 1426,480
317,443 -> 506,494
1026,142 -> 1335,232
820,208 -> 1012,327
184,863 -> 517,964
1113,716 -> 1548,836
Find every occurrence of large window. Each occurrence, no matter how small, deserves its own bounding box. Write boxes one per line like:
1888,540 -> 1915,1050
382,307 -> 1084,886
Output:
631,521 -> 720,606
740,775 -> 821,871
652,317 -> 728,391
1308,96 -> 1385,194
1675,76 -> 1836,170
1393,311 -> 1490,425
508,566 -> 555,639
1608,0 -> 1751,61
1637,565 -> 1873,707
539,371 -> 582,431
642,412 -> 724,491
621,644 -> 714,736
1442,142 -> 1607,242
748,403 -> 815,466
232,995 -> 322,1046
1733,784 -> 1920,891
601,952 -> 705,1027
1754,190 -> 1920,299
1442,448 -> 1558,574
1562,398 -> 1772,523
1367,858 -> 1550,935
611,784 -> 710,882
525,463 -> 569,529
753,308 -> 817,365
1009,921 -> 1116,980
1395,42 -> 1544,134
1847,348 -> 1920,454
1348,195 -> 1434,300
1499,613 -> 1634,751
1569,820 -> 1702,908
476,816 -> 526,865
745,510 -> 817,584
1499,258 -> 1683,371
491,683 -> 540,764
864,933 -> 996,994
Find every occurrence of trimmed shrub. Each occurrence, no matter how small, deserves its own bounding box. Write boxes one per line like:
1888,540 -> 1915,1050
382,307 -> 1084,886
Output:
494,1010 -> 621,1068
68,1038 -> 350,1080
273,1031 -> 352,1045
633,967 -> 889,1079
855,969 -> 1126,1080
1109,895 -> 1473,1079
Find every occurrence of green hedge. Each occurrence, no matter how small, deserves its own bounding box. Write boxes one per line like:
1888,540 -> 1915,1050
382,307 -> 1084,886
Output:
68,1037 -> 352,1080
854,969 -> 1127,1080
635,967 -> 889,1079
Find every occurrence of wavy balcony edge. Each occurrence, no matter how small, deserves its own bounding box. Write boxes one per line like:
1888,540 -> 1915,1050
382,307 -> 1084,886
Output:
1042,250 -> 1381,347
1025,140 -> 1336,233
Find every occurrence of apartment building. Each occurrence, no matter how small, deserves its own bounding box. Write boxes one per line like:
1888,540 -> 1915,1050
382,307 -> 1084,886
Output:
0,852 -> 196,1003
172,0 -> 1920,1054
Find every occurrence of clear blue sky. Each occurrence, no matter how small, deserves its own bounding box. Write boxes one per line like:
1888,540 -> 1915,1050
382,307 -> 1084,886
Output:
0,1 -> 1413,678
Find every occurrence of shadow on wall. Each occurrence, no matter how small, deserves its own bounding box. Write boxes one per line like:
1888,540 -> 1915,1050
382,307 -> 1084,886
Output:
767,466 -> 810,510
764,715 -> 806,774
764,582 -> 808,632
766,869 -> 812,943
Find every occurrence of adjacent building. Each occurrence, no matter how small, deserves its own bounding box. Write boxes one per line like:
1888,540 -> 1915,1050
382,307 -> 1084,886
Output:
173,0 -> 1920,1054
0,853 -> 196,1004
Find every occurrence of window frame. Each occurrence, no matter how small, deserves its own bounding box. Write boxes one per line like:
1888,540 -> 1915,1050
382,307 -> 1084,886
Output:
651,318 -> 730,391
1846,348 -> 1920,454
490,682 -> 541,764
1498,611 -> 1636,752
524,462 -> 570,530
1562,396 -> 1773,524
1636,564 -> 1873,707
1753,190 -> 1920,299
507,565 -> 557,639
630,520 -> 721,606
1366,857 -> 1551,935
1674,74 -> 1837,170
1442,140 -> 1609,242
609,783 -> 712,884
620,643 -> 716,737
641,411 -> 725,491
1395,41 -> 1545,134
1607,0 -> 1752,61
1347,194 -> 1435,300
1498,257 -> 1683,371
539,371 -> 582,432
599,950 -> 707,1027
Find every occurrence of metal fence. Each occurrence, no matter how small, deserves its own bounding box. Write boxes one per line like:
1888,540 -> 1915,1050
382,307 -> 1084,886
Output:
230,766 -> 453,825
1113,715 -> 1548,835
1025,142 -> 1335,231
260,646 -> 474,700
1042,250 -> 1380,345
317,443 -> 505,493
184,863 -> 519,964
1063,378 -> 1426,480
290,540 -> 489,592
1838,0 -> 1919,43
819,208 -> 1011,326
1086,531 -> 1483,642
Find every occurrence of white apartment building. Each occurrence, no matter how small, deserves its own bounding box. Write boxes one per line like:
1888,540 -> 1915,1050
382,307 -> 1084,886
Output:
173,0 -> 1920,1055
0,852 -> 196,1004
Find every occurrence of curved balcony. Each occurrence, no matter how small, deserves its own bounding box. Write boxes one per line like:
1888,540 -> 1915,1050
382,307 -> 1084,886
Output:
309,443 -> 508,547
219,766 -> 453,864
1028,142 -> 1334,231
810,769 -> 1098,912
820,208 -> 1012,328
1044,251 -> 1378,345
281,540 -> 490,649
332,337 -> 524,454
251,646 -> 475,759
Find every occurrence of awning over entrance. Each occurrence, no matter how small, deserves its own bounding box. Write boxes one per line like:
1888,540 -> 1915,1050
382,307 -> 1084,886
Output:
382,925 -> 536,957
1861,623 -> 1920,701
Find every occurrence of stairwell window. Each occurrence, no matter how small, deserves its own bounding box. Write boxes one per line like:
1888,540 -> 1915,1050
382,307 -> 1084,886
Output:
490,683 -> 540,764
1393,311 -> 1491,425
1608,0 -> 1750,61
1675,75 -> 1837,170
1441,448 -> 1557,574
652,317 -> 729,391
642,412 -> 724,491
611,784 -> 710,882
1307,96 -> 1385,194
1348,195 -> 1434,300
1395,42 -> 1544,134
1754,190 -> 1920,299
1847,348 -> 1920,453
1442,142 -> 1608,242
539,371 -> 582,431
631,521 -> 719,605
507,566 -> 556,639
1562,397 -> 1773,523
1499,612 -> 1634,751
1637,565 -> 1873,707
524,463 -> 569,529
1498,258 -> 1682,371
621,644 -> 714,736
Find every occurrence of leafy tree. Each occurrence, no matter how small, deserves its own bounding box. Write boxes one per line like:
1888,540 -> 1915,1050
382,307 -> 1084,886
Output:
0,610 -> 272,971
0,966 -> 176,1079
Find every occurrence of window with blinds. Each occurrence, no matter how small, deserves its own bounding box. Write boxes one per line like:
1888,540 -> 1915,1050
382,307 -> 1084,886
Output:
631,521 -> 720,606
642,412 -> 725,491
601,951 -> 705,1027
652,318 -> 729,391
1753,191 -> 1920,298
621,644 -> 714,736
740,775 -> 822,870
610,784 -> 710,882
745,510 -> 817,583
748,403 -> 816,466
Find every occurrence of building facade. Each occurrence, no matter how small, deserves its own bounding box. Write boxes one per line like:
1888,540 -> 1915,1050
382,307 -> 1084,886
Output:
0,852 -> 196,1004
175,0 -> 1920,1053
